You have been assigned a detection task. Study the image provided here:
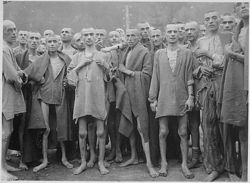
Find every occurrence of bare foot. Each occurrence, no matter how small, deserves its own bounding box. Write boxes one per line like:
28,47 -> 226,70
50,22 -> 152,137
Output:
104,161 -> 111,168
159,163 -> 168,177
204,171 -> 219,181
98,161 -> 110,175
87,155 -> 96,168
106,150 -> 115,161
19,162 -> 28,170
62,159 -> 73,169
6,164 -> 21,172
73,162 -> 87,175
33,161 -> 48,172
1,170 -> 18,181
147,165 -> 159,178
181,165 -> 194,179
115,154 -> 123,163
119,158 -> 139,167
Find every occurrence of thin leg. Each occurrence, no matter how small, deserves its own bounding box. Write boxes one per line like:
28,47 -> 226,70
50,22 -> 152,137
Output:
178,114 -> 194,179
158,117 -> 169,177
33,102 -> 50,172
96,119 -> 109,175
73,117 -> 88,175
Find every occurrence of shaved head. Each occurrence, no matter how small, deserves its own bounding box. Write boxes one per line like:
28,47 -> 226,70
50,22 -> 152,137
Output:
126,29 -> 140,36
3,20 -> 17,45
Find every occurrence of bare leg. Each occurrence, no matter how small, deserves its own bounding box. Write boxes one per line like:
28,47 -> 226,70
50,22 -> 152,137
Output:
96,119 -> 110,175
158,117 -> 169,177
87,122 -> 97,168
106,105 -> 116,161
119,130 -> 139,167
239,125 -> 248,181
18,114 -> 28,170
60,141 -> 73,169
1,116 -> 18,181
33,102 -> 50,172
178,114 -> 194,179
188,110 -> 201,169
115,111 -> 123,163
73,117 -> 87,175
137,118 -> 159,178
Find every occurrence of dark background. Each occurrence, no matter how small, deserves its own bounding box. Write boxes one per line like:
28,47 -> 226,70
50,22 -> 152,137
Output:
3,1 -> 234,34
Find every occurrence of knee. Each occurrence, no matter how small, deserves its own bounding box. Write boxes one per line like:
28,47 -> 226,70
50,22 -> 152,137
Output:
159,128 -> 169,139
178,128 -> 188,139
96,129 -> 105,139
2,130 -> 12,142
79,131 -> 87,139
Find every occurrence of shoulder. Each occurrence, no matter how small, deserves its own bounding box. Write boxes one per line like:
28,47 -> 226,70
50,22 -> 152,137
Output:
3,42 -> 11,54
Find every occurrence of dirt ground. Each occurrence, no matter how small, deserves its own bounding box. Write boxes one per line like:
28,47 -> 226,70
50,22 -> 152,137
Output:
8,150 -> 232,182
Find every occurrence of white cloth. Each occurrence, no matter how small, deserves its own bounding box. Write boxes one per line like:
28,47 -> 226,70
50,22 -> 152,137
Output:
167,48 -> 178,72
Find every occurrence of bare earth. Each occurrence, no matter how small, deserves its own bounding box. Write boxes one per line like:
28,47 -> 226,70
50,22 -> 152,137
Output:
9,151 -> 231,181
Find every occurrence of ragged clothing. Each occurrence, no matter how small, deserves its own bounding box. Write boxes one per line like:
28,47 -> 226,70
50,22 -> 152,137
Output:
2,41 -> 26,120
119,43 -> 152,142
149,47 -> 194,118
67,50 -> 109,121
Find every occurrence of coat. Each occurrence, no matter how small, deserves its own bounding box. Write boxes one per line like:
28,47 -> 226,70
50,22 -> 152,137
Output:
119,43 -> 152,142
24,51 -> 73,141
219,22 -> 248,126
2,41 -> 26,120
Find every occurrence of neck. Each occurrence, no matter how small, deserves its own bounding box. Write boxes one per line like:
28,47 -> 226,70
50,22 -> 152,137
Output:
85,45 -> 96,53
242,17 -> 249,27
62,41 -> 72,49
178,38 -> 185,45
49,51 -> 58,58
4,40 -> 13,48
190,39 -> 197,47
20,43 -> 26,49
168,42 -> 178,51
207,29 -> 218,36
28,48 -> 37,56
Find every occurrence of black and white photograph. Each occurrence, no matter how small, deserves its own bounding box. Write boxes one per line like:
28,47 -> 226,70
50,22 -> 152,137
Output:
2,0 -> 249,181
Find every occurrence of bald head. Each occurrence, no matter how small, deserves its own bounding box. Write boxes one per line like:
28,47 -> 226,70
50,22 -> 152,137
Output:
221,14 -> 236,32
204,11 -> 220,32
185,21 -> 200,42
44,29 -> 54,38
165,24 -> 179,44
60,27 -> 74,42
126,29 -> 140,48
81,28 -> 96,47
3,20 -> 17,45
137,22 -> 151,39
109,31 -> 120,45
151,29 -> 163,46
95,29 -> 107,42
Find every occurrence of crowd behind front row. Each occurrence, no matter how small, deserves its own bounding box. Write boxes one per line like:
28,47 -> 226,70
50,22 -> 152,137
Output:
2,2 -> 249,181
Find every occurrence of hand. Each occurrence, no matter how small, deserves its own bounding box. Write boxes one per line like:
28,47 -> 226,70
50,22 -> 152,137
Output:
40,77 -> 45,84
185,96 -> 194,111
130,71 -> 135,77
150,100 -> 158,112
63,78 -> 68,87
14,76 -> 23,90
225,45 -> 237,59
101,47 -> 112,53
95,58 -> 104,66
200,66 -> 213,77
